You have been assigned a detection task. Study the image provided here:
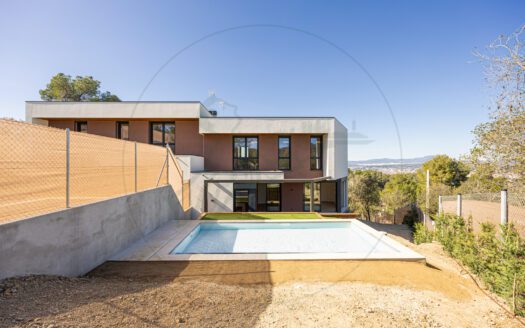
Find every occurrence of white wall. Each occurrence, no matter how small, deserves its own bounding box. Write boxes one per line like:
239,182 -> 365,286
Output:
26,101 -> 211,122
0,186 -> 182,279
207,183 -> 234,212
176,155 -> 204,180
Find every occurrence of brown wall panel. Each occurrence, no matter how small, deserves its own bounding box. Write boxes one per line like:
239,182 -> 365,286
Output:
281,183 -> 305,212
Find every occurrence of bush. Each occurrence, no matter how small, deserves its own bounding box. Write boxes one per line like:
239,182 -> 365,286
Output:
413,222 -> 433,244
433,214 -> 525,315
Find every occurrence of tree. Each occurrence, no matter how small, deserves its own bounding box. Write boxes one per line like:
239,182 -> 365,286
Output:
456,162 -> 507,194
417,155 -> 469,188
348,170 -> 388,220
39,73 -> 120,102
471,24 -> 525,189
416,155 -> 468,214
381,173 -> 418,216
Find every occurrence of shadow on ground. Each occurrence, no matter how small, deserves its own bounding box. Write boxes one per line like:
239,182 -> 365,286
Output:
358,220 -> 414,242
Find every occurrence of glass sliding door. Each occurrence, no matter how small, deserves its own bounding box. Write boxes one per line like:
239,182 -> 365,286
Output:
234,183 -> 257,212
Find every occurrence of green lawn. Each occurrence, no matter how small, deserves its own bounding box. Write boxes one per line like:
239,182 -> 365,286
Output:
201,213 -> 321,220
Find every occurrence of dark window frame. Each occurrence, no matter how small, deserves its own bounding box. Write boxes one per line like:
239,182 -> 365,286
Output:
232,136 -> 259,170
310,135 -> 323,170
264,183 -> 282,212
149,121 -> 175,151
75,121 -> 87,133
277,136 -> 291,170
116,121 -> 129,140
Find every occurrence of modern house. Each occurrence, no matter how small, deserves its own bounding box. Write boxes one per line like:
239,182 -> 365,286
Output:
26,101 -> 348,217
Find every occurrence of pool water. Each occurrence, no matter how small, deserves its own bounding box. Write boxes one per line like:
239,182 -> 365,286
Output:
171,222 -> 405,255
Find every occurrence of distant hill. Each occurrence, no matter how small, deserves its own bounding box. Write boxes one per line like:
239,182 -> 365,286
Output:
348,155 -> 436,173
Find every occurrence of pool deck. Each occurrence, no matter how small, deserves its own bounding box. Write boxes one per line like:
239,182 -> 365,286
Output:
109,219 -> 425,262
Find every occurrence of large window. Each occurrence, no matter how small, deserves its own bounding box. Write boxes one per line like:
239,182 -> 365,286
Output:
116,121 -> 129,140
150,122 -> 175,152
278,136 -> 291,170
75,121 -> 87,133
233,136 -> 258,170
310,136 -> 322,170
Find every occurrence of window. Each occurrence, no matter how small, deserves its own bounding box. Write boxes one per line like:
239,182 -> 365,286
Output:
233,136 -> 258,170
75,121 -> 87,133
150,122 -> 175,152
116,121 -> 129,140
278,136 -> 291,170
304,182 -> 321,212
310,136 -> 322,170
257,183 -> 281,211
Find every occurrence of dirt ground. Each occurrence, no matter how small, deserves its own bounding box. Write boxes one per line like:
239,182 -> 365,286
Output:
1,223 -> 524,328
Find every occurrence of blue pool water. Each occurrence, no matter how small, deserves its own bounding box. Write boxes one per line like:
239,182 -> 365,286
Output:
171,222 -> 403,254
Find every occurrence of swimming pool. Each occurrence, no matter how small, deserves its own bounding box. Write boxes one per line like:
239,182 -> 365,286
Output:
170,221 -> 422,259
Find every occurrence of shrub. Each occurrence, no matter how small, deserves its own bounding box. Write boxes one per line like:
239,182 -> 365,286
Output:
433,214 -> 525,315
413,222 -> 433,244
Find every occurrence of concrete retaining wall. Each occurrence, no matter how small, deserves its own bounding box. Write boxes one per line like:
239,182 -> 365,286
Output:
0,185 -> 183,279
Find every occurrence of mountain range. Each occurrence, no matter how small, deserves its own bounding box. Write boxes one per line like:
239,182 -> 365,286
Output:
348,155 -> 435,173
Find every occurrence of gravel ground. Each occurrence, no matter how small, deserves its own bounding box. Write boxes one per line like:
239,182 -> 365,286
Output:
1,225 -> 523,328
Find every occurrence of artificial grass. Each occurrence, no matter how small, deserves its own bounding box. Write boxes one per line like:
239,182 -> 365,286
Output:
202,212 -> 321,220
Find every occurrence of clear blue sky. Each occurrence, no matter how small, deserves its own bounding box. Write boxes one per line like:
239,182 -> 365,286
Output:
1,0 -> 524,160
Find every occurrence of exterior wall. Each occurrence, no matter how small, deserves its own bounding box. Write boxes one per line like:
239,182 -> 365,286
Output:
202,133 -> 323,179
259,135 -> 278,170
0,185 -> 183,279
175,120 -> 203,156
88,120 -> 116,138
176,155 -> 205,180
203,134 -> 232,171
26,101 -> 211,121
332,119 -> 349,179
189,171 -> 285,217
286,135 -> 323,179
281,183 -> 305,212
207,183 -> 234,212
48,119 -> 203,156
129,120 -> 149,143
199,117 -> 348,179
48,120 -> 74,131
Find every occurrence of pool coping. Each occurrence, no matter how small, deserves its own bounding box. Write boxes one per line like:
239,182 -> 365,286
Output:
110,219 -> 425,262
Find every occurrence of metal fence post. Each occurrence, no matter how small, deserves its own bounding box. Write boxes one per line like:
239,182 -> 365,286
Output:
424,169 -> 430,225
456,193 -> 462,217
438,195 -> 443,216
501,189 -> 508,225
166,145 -> 170,185
65,128 -> 70,208
134,142 -> 138,193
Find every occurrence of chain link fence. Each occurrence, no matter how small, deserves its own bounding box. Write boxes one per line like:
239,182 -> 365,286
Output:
0,119 -> 187,223
440,191 -> 525,237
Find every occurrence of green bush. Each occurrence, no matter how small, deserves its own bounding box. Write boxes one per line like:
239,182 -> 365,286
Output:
413,222 -> 433,244
433,214 -> 525,315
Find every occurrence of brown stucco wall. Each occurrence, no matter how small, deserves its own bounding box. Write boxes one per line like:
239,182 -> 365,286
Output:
48,120 -> 75,131
88,121 -> 116,138
203,134 -> 232,171
259,135 -> 278,170
286,134 -> 323,179
128,121 -> 149,143
48,119 -> 203,156
281,183 -> 305,212
175,120 -> 203,156
202,134 -> 324,179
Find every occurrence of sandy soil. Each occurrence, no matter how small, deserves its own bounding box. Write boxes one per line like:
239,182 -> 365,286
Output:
1,223 -> 524,328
